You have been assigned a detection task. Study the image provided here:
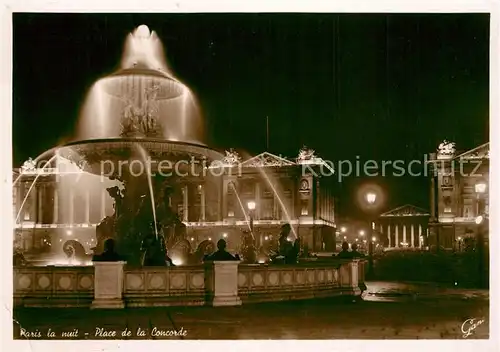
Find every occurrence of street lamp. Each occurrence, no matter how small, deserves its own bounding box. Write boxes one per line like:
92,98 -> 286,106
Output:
359,230 -> 365,236
363,189 -> 380,279
341,226 -> 347,233
366,192 -> 377,205
475,214 -> 487,288
247,200 -> 257,245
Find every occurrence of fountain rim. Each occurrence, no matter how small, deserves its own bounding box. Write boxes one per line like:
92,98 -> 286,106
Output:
57,137 -> 224,161
103,67 -> 180,82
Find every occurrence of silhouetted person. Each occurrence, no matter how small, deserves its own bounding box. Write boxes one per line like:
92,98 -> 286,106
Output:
205,239 -> 239,261
13,249 -> 28,267
337,241 -> 352,258
93,239 -> 123,262
350,243 -> 365,258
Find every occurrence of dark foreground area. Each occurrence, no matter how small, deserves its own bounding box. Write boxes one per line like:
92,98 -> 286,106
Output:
13,282 -> 489,339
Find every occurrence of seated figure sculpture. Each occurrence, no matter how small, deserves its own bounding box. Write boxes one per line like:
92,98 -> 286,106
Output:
336,242 -> 352,258
141,221 -> 175,266
92,238 -> 123,262
277,223 -> 299,264
205,239 -> 239,261
350,243 -> 365,258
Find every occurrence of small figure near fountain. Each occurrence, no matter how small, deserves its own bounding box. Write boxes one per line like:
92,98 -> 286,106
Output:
93,238 -> 123,262
240,230 -> 257,264
141,221 -> 175,266
337,242 -> 352,258
205,239 -> 239,261
350,243 -> 365,258
13,248 -> 28,267
275,223 -> 299,264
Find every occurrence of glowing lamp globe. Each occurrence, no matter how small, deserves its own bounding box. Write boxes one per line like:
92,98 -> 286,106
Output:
247,201 -> 256,211
366,192 -> 377,205
475,183 -> 487,194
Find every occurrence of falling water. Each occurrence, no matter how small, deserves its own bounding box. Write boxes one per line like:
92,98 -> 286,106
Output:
13,149 -> 59,186
135,144 -> 158,238
256,167 -> 297,239
15,154 -> 58,223
76,24 -> 205,144
228,182 -> 253,234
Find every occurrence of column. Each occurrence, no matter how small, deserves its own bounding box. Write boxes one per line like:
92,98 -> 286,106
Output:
200,185 -> 206,221
255,182 -> 261,220
53,188 -> 58,224
395,225 -> 399,247
411,224 -> 415,248
37,185 -> 43,223
29,182 -> 37,221
101,189 -> 106,219
402,225 -> 407,245
183,185 -> 189,222
85,190 -> 90,224
418,225 -> 423,248
69,189 -> 75,224
430,177 -> 436,220
387,224 -> 391,248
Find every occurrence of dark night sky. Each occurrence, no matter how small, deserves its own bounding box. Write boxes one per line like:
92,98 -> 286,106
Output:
12,13 -> 489,217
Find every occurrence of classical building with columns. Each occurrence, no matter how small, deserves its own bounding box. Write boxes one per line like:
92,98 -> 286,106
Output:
13,147 -> 337,258
375,204 -> 430,250
427,141 -> 489,250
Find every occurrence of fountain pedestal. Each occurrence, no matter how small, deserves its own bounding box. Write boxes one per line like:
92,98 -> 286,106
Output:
204,261 -> 242,307
339,259 -> 362,296
91,261 -> 127,309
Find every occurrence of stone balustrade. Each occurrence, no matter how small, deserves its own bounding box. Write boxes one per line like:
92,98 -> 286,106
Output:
13,259 -> 365,308
124,265 -> 206,307
14,266 -> 95,307
238,260 -> 362,303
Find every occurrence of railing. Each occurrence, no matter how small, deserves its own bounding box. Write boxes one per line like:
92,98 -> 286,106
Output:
13,259 -> 364,308
123,265 -> 206,307
14,266 -> 94,307
238,262 -> 347,303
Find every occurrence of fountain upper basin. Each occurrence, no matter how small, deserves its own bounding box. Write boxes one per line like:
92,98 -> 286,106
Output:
57,138 -> 224,176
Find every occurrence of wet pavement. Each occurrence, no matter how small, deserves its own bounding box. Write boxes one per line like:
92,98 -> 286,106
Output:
13,281 -> 489,339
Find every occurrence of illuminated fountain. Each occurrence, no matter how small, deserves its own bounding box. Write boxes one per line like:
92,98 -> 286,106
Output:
14,26 -> 337,268
52,25 -> 223,265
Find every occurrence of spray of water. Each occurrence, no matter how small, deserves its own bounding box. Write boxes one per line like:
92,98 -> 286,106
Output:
256,167 -> 297,239
135,144 -> 158,238
15,154 -> 58,223
228,182 -> 253,235
13,149 -> 59,186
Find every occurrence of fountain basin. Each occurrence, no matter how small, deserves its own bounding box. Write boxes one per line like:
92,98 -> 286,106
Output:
57,138 -> 223,176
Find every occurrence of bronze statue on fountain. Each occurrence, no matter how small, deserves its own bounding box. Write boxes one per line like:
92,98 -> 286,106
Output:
271,223 -> 300,264
240,230 -> 257,264
94,170 -> 186,266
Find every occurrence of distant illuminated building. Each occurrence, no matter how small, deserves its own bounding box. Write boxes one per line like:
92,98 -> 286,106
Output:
13,146 -> 338,257
427,141 -> 489,249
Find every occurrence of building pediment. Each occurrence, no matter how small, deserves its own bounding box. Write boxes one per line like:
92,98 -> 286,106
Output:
454,142 -> 489,161
380,204 -> 430,217
240,152 -> 296,168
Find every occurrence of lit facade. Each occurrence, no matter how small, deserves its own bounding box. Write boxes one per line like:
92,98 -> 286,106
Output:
375,204 -> 430,249
427,141 -> 489,249
13,148 -> 337,257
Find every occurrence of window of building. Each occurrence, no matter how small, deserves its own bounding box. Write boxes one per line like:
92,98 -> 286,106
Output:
463,205 -> 472,218
261,199 -> 273,219
301,200 -> 308,216
227,199 -> 235,217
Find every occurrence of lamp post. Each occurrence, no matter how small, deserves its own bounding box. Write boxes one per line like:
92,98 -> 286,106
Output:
474,181 -> 487,288
366,192 -> 377,278
247,200 -> 256,246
